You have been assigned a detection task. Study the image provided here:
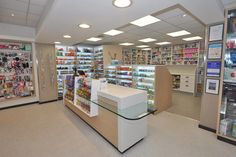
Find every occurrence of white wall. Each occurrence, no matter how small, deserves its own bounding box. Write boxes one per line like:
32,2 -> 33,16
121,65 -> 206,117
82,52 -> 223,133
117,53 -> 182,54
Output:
0,22 -> 35,41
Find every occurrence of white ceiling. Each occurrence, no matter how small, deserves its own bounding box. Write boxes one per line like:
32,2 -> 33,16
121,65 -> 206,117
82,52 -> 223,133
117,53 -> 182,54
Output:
0,0 -> 236,45
0,0 -> 49,27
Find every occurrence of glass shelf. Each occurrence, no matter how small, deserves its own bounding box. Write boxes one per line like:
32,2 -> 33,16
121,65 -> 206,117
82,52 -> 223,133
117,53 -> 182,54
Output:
89,99 -> 157,120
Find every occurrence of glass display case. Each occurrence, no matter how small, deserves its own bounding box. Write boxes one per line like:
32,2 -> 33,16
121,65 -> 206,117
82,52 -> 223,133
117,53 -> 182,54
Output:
63,75 -> 75,104
0,41 -> 35,102
218,9 -> 236,143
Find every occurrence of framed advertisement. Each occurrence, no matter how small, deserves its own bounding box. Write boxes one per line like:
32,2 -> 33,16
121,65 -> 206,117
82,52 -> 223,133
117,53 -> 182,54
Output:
209,24 -> 224,42
205,79 -> 220,95
207,43 -> 223,59
206,61 -> 221,77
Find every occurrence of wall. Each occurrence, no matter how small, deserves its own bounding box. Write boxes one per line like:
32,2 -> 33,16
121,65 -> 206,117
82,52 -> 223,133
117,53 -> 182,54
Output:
35,43 -> 58,103
0,23 -> 35,41
103,45 -> 122,67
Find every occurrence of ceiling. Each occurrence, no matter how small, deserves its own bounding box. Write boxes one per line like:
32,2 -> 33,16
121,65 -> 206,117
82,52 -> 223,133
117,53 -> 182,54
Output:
0,0 -> 50,27
81,7 -> 205,47
0,0 -> 236,45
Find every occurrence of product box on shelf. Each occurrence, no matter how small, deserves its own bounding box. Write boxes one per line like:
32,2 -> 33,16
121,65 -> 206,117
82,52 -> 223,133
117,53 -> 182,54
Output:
220,118 -> 233,136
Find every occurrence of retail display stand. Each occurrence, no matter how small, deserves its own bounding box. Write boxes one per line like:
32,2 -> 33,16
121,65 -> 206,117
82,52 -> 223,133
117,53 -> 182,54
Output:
105,65 -> 172,112
64,76 -> 149,153
74,77 -> 99,117
0,41 -> 37,108
217,8 -> 236,145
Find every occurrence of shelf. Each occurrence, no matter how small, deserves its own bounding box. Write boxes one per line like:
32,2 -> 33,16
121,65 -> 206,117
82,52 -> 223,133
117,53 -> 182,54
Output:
57,56 -> 75,59
224,79 -> 236,84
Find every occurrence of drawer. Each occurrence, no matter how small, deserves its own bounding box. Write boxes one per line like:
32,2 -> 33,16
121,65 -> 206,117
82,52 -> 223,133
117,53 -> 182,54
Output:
180,85 -> 194,93
180,78 -> 194,84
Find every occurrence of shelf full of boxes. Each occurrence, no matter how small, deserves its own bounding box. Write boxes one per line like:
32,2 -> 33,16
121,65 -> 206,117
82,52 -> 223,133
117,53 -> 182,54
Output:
56,45 -> 76,98
93,46 -> 104,79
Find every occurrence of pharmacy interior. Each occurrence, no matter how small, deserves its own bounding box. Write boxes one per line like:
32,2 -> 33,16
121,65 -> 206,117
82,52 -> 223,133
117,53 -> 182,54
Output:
0,3 -> 235,151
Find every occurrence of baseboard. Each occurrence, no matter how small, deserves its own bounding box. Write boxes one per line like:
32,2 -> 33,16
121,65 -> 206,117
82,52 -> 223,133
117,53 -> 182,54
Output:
0,101 -> 39,110
39,99 -> 58,104
198,124 -> 216,133
217,136 -> 236,146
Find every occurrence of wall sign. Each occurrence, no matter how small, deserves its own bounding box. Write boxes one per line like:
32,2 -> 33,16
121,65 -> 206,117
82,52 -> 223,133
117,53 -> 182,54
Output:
205,79 -> 220,95
206,61 -> 221,77
208,43 -> 223,59
209,24 -> 224,42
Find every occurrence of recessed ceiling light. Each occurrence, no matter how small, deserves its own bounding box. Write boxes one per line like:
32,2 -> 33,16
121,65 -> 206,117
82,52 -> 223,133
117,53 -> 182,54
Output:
156,42 -> 171,45
63,35 -> 71,38
78,23 -> 90,29
130,15 -> 161,27
142,48 -> 151,51
167,30 -> 191,37
87,37 -> 102,42
183,36 -> 202,41
139,38 -> 156,43
120,42 -> 134,46
182,14 -> 186,17
113,0 -> 132,8
11,13 -> 14,17
54,41 -> 61,44
136,45 -> 149,48
104,29 -> 123,36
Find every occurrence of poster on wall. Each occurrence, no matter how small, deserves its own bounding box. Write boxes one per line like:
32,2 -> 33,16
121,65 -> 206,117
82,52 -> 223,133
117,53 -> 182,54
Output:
206,61 -> 221,77
208,43 -> 222,59
209,24 -> 224,42
205,79 -> 220,95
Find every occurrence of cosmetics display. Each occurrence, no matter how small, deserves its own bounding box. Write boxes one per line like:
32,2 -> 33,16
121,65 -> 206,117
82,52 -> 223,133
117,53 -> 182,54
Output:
76,46 -> 94,78
74,77 -> 99,117
122,49 -> 132,64
56,45 -> 76,97
161,46 -> 172,65
104,65 -> 117,84
0,41 -> 34,102
132,66 -> 155,106
152,48 -> 162,65
116,65 -> 133,87
93,47 -> 104,79
172,45 -> 184,65
172,75 -> 181,89
218,9 -> 236,143
183,42 -> 199,65
64,75 -> 75,103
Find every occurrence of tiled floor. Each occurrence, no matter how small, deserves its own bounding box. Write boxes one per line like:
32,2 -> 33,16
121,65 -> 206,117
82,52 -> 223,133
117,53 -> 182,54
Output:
0,101 -> 235,157
167,91 -> 201,120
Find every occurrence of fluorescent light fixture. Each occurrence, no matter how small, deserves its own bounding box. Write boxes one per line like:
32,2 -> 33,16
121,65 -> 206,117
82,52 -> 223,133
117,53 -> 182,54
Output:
156,42 -> 171,45
63,35 -> 71,38
54,41 -> 61,44
87,37 -> 102,42
104,29 -> 123,36
136,45 -> 149,48
142,48 -> 151,51
139,38 -> 156,43
119,42 -> 134,46
130,15 -> 160,27
113,0 -> 132,8
183,36 -> 202,41
167,30 -> 191,37
78,23 -> 90,28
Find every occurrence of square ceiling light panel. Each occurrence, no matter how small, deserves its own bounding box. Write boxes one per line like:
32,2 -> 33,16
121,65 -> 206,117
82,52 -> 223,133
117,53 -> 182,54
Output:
139,38 -> 156,43
167,30 -> 191,37
87,37 -> 102,42
182,36 -> 202,41
130,15 -> 161,27
120,42 -> 134,46
156,42 -> 171,45
104,29 -> 123,36
136,45 -> 149,48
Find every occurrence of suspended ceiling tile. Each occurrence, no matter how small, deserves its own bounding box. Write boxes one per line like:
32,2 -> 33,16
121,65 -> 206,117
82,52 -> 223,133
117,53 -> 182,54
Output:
119,25 -> 137,32
0,16 -> 26,26
0,0 -> 28,12
0,7 -> 27,19
29,4 -> 44,15
165,14 -> 196,26
157,25 -> 180,34
128,27 -> 153,36
144,21 -> 174,32
156,8 -> 185,20
27,13 -> 40,21
31,0 -> 49,6
27,19 -> 38,27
